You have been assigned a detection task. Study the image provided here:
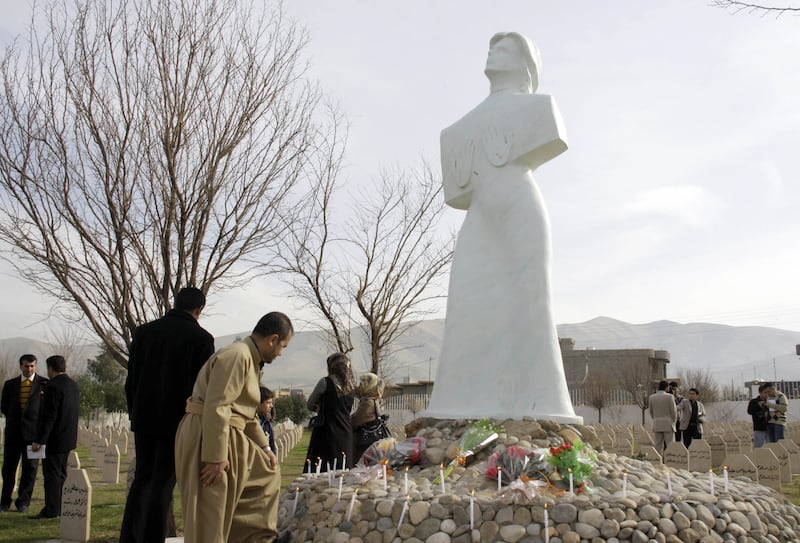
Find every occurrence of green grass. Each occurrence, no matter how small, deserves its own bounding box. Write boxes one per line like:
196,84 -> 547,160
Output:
0,429 -> 310,543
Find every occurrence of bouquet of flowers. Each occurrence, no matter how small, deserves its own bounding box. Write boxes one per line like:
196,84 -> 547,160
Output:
486,446 -> 553,484
358,437 -> 427,468
547,440 -> 595,493
435,419 -> 500,484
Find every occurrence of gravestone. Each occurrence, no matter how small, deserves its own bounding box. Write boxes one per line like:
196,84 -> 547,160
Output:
780,438 -> 800,475
663,441 -> 689,470
706,435 -> 727,468
723,434 -> 741,454
747,448 -> 781,492
61,468 -> 92,542
763,442 -> 791,484
67,451 -> 81,470
725,453 -> 758,483
638,445 -> 662,466
688,439 -> 712,473
102,444 -> 120,484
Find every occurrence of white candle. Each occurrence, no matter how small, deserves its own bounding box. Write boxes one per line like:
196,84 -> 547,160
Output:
305,459 -> 311,479
342,452 -> 347,470
383,463 -> 388,491
316,457 -> 321,477
568,468 -> 574,495
347,490 -> 357,522
469,490 -> 475,530
544,504 -> 550,543
497,466 -> 502,492
723,466 -> 729,492
622,471 -> 627,498
397,496 -> 409,530
709,469 -> 715,495
333,456 -> 338,473
404,466 -> 409,495
666,470 -> 672,497
337,474 -> 343,501
292,487 -> 299,516
439,464 -> 446,495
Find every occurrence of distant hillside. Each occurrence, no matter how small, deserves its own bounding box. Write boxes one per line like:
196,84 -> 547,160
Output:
1,317 -> 797,391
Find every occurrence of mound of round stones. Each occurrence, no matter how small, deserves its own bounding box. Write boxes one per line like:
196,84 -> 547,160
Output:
277,418 -> 800,542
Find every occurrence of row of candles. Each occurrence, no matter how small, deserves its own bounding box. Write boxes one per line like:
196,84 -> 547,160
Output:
620,465 -> 730,499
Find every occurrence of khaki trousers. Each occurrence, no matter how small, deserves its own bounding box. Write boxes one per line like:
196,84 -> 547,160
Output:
176,413 -> 281,543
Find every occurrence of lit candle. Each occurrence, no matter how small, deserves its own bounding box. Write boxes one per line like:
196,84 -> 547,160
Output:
347,489 -> 358,522
568,467 -> 574,495
333,456 -> 338,473
439,464 -> 446,495
383,463 -> 388,491
543,503 -> 550,543
292,487 -> 299,516
469,489 -> 475,531
666,470 -> 672,498
397,495 -> 409,530
497,466 -> 502,492
342,451 -> 347,470
337,474 -> 343,501
305,459 -> 311,479
723,465 -> 729,492
709,468 -> 715,495
404,466 -> 409,495
622,471 -> 627,498
316,457 -> 321,477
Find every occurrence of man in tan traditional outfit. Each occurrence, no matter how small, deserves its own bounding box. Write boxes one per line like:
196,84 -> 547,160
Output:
175,312 -> 293,543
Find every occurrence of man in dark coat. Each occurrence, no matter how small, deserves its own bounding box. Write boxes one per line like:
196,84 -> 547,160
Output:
0,354 -> 48,513
30,355 -> 79,519
120,287 -> 215,543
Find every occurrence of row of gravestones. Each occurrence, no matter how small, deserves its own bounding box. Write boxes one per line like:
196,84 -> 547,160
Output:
593,422 -> 800,493
273,421 -> 303,463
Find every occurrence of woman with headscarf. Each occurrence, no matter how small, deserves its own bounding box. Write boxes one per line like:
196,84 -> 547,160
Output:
350,373 -> 386,463
305,353 -> 355,471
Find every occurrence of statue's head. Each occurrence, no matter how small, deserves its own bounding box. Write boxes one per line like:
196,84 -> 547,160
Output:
485,32 -> 540,93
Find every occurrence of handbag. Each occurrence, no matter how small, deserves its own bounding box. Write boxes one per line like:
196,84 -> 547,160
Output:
356,404 -> 391,449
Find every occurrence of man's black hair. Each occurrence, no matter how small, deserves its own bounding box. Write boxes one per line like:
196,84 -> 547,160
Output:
252,312 -> 293,340
657,380 -> 669,391
174,287 -> 206,311
19,354 -> 36,365
46,355 -> 67,373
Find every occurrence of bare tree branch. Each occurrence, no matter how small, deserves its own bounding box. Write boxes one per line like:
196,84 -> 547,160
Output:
0,0 -> 325,365
710,0 -> 800,16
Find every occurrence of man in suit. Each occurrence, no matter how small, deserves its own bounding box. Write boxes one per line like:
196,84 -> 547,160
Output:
0,354 -> 48,513
648,379 -> 677,456
120,287 -> 215,543
30,355 -> 79,518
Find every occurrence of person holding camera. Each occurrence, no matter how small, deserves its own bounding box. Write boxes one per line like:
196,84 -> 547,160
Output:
748,382 -> 772,448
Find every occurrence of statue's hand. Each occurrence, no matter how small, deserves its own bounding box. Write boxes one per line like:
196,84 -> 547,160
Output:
452,138 -> 475,188
481,123 -> 513,167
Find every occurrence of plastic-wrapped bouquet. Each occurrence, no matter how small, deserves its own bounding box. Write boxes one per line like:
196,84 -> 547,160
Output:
486,446 -> 553,484
435,419 -> 500,484
358,437 -> 427,468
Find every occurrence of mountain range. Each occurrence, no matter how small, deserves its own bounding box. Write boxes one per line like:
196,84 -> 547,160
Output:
1,317 -> 797,392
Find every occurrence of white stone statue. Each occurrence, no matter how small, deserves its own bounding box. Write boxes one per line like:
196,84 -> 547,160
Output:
426,32 -> 582,423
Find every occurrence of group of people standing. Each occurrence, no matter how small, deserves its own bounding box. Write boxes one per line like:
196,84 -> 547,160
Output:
649,380 -> 706,454
747,381 -> 788,448
1,354 -> 80,519
121,287 -> 293,543
304,353 -> 387,471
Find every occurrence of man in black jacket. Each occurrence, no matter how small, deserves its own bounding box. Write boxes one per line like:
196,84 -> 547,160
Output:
0,354 -> 48,513
30,355 -> 79,519
120,287 -> 215,543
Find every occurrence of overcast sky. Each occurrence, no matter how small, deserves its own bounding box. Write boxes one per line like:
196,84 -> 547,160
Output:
0,0 -> 798,342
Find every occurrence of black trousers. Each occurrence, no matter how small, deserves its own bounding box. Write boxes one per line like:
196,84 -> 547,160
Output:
119,432 -> 177,543
1,434 -> 39,509
41,450 -> 68,517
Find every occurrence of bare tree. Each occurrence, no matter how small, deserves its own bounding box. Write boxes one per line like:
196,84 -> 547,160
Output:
582,372 -> 616,424
711,0 -> 800,16
0,0 -> 323,366
677,367 -> 721,404
278,161 -> 453,377
614,359 -> 657,425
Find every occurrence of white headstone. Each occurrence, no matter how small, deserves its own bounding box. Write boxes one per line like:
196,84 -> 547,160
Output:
60,468 -> 92,542
102,444 -> 120,484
